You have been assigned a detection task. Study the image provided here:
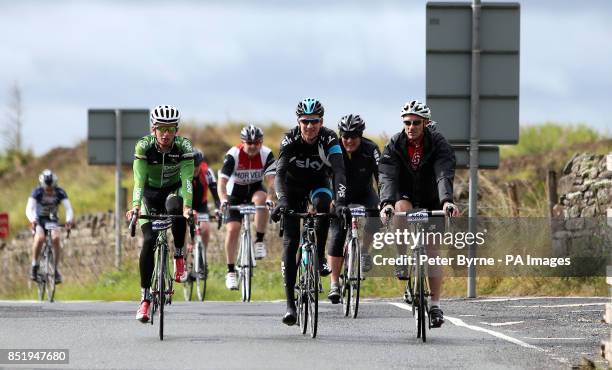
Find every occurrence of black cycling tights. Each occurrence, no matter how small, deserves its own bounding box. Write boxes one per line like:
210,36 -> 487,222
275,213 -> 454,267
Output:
282,193 -> 331,307
139,219 -> 186,288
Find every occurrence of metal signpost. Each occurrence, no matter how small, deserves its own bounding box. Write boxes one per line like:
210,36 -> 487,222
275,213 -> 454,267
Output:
88,109 -> 149,268
426,2 -> 520,297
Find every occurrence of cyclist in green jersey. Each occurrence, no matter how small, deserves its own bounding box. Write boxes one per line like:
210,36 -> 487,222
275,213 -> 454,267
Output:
125,105 -> 195,323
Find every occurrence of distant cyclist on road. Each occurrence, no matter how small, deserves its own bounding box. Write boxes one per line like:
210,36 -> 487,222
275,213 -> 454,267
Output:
184,150 -> 221,281
26,169 -> 74,284
271,98 -> 348,325
378,100 -> 459,328
327,114 -> 382,304
125,105 -> 195,323
217,125 -> 275,290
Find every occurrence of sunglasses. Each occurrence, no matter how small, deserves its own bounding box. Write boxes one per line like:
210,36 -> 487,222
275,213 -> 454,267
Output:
299,118 -> 322,126
341,133 -> 361,140
403,119 -> 424,127
156,126 -> 177,134
245,141 -> 262,145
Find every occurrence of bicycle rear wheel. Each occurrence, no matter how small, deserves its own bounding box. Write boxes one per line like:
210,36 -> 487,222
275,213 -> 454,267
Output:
196,241 -> 207,301
308,246 -> 319,338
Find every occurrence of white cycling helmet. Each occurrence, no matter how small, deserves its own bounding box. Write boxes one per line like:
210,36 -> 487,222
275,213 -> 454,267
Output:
39,169 -> 58,187
401,100 -> 431,120
150,105 -> 180,127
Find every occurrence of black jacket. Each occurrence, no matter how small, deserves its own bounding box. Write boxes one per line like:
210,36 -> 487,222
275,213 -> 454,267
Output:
378,127 -> 455,209
340,137 -> 380,201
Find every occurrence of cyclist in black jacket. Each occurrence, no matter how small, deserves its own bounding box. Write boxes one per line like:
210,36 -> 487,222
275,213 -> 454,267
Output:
327,114 -> 382,303
271,98 -> 348,326
379,100 -> 459,328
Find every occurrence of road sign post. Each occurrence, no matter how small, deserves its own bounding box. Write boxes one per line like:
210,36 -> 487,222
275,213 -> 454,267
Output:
426,1 -> 520,297
88,109 -> 148,269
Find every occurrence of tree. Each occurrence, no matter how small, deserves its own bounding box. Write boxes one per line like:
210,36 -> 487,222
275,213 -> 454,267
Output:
3,82 -> 24,152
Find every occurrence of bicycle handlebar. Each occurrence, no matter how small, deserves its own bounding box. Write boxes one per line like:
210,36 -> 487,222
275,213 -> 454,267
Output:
393,210 -> 447,217
128,213 -> 196,238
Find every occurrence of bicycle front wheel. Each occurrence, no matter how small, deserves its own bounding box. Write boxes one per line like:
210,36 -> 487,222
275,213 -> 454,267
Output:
308,247 -> 319,338
46,248 -> 56,303
341,261 -> 351,317
351,240 -> 361,319
183,250 -> 193,301
240,232 -> 252,302
37,253 -> 47,301
419,261 -> 427,342
158,246 -> 167,341
196,241 -> 207,301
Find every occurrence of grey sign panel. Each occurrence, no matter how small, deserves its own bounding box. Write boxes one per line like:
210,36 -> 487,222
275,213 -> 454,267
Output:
452,145 -> 499,169
428,97 -> 519,144
427,2 -> 519,52
87,109 -> 149,165
427,54 -> 519,97
426,2 -> 520,144
88,139 -> 141,165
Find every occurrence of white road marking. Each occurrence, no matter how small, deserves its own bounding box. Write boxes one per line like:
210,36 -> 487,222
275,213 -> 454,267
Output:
509,303 -> 605,308
525,337 -> 585,340
453,297 -> 607,302
479,321 -> 524,327
389,302 -> 545,352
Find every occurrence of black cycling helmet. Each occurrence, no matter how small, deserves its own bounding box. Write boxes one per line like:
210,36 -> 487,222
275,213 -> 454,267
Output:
240,125 -> 264,142
193,150 -> 204,167
338,114 -> 366,136
296,98 -> 324,117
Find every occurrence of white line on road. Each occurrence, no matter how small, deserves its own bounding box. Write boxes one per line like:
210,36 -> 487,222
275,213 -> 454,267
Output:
388,302 -> 545,352
525,337 -> 585,340
463,297 -> 607,302
509,303 -> 605,308
479,321 -> 524,327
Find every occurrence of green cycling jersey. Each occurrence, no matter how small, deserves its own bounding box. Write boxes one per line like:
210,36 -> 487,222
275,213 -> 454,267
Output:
132,134 -> 195,208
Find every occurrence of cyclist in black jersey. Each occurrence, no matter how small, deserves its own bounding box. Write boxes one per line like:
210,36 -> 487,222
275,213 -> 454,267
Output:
327,114 -> 382,303
378,100 -> 459,328
271,98 -> 348,326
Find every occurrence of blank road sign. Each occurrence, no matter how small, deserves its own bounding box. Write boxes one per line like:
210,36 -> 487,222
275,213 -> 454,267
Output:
426,2 -> 520,144
88,109 -> 149,165
452,145 -> 499,169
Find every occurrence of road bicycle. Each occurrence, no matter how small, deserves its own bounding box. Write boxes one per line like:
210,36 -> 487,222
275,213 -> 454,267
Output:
130,213 -> 194,341
392,209 -> 447,343
280,211 -> 334,338
35,222 -> 70,302
341,206 -> 378,319
183,213 -> 221,302
225,204 -> 268,302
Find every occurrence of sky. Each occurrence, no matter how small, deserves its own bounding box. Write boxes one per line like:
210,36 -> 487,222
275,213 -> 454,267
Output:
0,0 -> 610,154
